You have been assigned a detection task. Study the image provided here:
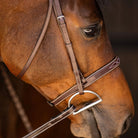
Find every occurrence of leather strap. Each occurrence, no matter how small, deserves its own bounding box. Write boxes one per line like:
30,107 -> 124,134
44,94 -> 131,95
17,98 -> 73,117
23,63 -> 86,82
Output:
22,105 -> 75,138
49,56 -> 120,106
53,0 -> 84,95
17,0 -> 53,78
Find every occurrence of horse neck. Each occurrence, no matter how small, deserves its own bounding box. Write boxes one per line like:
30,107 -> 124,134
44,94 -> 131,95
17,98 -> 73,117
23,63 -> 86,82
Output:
0,0 -> 17,59
0,0 -> 48,61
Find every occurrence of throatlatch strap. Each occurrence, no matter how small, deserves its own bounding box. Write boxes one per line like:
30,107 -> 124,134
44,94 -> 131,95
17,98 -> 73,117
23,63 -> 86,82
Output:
53,0 -> 84,95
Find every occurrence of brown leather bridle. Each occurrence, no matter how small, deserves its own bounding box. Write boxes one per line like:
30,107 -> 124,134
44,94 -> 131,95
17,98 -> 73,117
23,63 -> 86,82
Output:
19,0 -> 120,137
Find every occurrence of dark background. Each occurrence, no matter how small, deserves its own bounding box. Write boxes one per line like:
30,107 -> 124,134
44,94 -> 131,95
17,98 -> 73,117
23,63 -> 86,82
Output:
103,0 -> 138,137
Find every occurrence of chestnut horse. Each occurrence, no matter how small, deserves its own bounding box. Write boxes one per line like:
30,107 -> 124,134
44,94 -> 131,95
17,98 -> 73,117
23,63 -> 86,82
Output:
0,0 -> 134,138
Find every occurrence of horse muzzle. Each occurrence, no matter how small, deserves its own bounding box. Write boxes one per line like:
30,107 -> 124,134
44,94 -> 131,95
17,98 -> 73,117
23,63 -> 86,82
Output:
70,106 -> 133,138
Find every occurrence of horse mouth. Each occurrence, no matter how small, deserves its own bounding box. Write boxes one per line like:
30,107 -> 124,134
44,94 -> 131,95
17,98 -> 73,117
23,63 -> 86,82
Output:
71,108 -> 102,138
88,108 -> 102,138
71,108 -> 122,138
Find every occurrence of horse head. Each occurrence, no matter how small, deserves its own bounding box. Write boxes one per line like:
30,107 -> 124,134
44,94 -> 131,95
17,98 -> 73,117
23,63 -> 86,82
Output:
0,0 -> 134,138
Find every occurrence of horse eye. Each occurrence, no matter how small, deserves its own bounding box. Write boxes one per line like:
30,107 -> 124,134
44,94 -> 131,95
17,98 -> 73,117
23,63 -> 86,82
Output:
81,23 -> 101,38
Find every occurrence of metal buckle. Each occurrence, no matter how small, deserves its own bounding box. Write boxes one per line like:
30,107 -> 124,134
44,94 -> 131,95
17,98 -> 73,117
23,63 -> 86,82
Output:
57,15 -> 65,20
68,90 -> 102,115
57,15 -> 65,25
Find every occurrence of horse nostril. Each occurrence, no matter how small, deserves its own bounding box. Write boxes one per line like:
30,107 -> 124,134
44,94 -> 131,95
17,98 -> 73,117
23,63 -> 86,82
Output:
121,115 -> 132,134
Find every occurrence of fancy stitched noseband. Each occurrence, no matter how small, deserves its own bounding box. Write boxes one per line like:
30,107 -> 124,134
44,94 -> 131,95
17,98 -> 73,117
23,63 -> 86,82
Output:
19,0 -> 120,137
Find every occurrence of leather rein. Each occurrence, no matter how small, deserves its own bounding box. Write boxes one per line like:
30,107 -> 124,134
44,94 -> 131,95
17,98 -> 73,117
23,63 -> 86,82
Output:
14,0 -> 120,137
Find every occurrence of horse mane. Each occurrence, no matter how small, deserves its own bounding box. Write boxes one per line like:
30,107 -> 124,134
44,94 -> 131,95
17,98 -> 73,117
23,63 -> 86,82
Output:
96,0 -> 109,8
96,0 -> 108,6
96,0 -> 110,14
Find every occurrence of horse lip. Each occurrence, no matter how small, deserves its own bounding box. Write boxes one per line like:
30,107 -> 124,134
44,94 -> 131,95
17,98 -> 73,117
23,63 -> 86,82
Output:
90,107 -> 122,138
70,109 -> 101,138
90,108 -> 102,138
86,108 -> 102,138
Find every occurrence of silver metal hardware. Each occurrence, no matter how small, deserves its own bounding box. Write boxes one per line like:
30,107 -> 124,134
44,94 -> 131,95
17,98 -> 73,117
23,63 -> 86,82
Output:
57,15 -> 65,20
68,90 -> 102,115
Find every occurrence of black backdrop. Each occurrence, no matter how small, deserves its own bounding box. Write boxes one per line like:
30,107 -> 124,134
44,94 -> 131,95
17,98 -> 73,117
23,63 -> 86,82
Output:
103,0 -> 138,137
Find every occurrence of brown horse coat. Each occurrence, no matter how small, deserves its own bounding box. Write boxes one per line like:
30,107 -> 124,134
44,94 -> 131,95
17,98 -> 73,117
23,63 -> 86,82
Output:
0,0 -> 134,138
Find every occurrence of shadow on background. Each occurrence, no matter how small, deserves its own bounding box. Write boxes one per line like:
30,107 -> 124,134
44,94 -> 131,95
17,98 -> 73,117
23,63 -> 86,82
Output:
113,46 -> 138,138
103,0 -> 138,137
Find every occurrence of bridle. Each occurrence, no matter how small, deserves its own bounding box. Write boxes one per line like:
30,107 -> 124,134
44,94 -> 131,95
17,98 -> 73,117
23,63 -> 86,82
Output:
13,0 -> 120,137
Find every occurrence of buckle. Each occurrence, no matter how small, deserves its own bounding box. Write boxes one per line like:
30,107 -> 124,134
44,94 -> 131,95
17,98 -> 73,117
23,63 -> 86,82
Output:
57,15 -> 65,20
68,90 -> 102,115
57,15 -> 65,25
